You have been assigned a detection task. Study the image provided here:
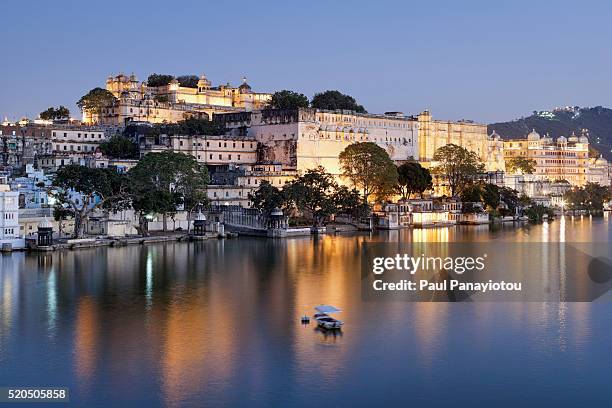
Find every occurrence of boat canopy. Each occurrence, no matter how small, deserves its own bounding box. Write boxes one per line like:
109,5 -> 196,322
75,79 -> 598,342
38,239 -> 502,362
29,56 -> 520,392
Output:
315,305 -> 341,314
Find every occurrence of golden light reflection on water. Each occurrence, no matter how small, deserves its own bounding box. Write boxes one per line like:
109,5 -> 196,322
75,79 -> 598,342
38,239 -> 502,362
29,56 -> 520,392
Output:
74,297 -> 98,386
0,217 -> 608,405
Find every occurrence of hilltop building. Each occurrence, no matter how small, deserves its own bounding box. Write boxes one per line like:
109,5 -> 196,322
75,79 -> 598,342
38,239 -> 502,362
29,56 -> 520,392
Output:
503,130 -> 590,186
83,73 -> 272,125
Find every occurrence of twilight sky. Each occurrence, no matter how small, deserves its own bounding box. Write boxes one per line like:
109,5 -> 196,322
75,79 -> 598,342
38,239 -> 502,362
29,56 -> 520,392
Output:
1,0 -> 610,124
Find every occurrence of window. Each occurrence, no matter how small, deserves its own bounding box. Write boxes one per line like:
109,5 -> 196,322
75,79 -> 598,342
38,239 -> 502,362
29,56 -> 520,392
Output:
237,154 -> 241,160
209,154 -> 213,159
228,154 -> 232,160
219,154 -> 222,160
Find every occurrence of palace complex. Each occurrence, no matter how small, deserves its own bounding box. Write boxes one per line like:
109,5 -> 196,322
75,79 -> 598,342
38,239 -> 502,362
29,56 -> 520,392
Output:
82,73 -> 272,125
502,129 -> 596,186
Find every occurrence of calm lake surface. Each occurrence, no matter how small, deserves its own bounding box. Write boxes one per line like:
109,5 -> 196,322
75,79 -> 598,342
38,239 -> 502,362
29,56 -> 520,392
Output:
1,215 -> 611,407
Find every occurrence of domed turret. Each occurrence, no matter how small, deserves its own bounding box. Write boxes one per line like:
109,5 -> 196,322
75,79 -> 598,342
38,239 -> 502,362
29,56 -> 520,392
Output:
568,131 -> 578,143
557,136 -> 567,144
527,129 -> 541,141
238,76 -> 252,94
489,130 -> 502,141
595,155 -> 608,166
579,135 -> 589,143
197,74 -> 211,90
38,218 -> 53,229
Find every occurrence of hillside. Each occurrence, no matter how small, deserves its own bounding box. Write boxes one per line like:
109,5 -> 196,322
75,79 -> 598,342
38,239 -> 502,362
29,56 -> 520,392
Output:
488,106 -> 612,160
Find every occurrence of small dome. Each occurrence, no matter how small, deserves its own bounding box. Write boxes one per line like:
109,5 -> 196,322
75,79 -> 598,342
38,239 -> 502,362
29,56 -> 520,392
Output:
194,212 -> 206,221
557,136 -> 567,143
38,218 -> 53,229
489,130 -> 502,141
238,76 -> 252,93
579,136 -> 589,143
527,129 -> 540,141
197,74 -> 211,89
595,156 -> 608,165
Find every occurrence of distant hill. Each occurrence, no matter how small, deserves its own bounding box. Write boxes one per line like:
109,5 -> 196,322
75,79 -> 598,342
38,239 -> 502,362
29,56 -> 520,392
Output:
488,106 -> 612,160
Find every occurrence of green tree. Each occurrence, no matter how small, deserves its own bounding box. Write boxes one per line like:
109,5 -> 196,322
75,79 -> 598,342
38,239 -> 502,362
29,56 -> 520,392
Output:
460,184 -> 483,203
52,165 -> 131,238
129,152 -> 209,235
153,118 -> 224,136
499,186 -> 520,213
52,204 -> 74,238
311,90 -> 366,113
397,161 -> 432,199
248,181 -> 288,216
268,90 -> 309,109
40,105 -> 70,121
99,135 -> 140,159
339,142 -> 398,203
332,185 -> 368,218
432,144 -> 485,197
176,75 -> 199,88
284,167 -> 337,227
481,183 -> 500,210
77,88 -> 117,115
506,157 -> 536,174
564,182 -> 611,212
147,73 -> 175,87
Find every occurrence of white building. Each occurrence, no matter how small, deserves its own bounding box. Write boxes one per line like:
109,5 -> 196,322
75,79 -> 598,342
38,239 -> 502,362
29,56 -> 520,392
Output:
0,180 -> 25,249
39,127 -> 108,170
216,108 -> 419,176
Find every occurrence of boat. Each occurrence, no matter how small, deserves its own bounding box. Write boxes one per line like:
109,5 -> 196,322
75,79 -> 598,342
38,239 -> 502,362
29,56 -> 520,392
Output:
314,305 -> 344,330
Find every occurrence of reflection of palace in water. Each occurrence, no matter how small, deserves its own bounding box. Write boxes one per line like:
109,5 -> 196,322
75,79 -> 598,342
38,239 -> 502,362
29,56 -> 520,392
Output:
0,218 -> 607,403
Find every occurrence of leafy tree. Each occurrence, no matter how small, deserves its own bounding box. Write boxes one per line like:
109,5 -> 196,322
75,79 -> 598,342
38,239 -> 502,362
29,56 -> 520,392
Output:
481,183 -> 500,210
397,161 -> 432,199
147,73 -> 175,87
52,165 -> 131,238
268,90 -> 309,109
332,185 -> 368,218
519,193 -> 533,207
311,90 -> 366,113
129,151 -> 209,235
432,144 -> 485,197
339,142 -> 398,203
249,181 -> 288,216
53,204 -> 74,237
499,186 -> 520,213
564,182 -> 611,212
177,75 -> 199,88
506,157 -> 536,174
524,203 -> 555,223
284,167 -> 337,227
460,184 -> 483,203
99,135 -> 140,159
77,88 -> 117,115
153,118 -> 224,136
40,105 -> 70,120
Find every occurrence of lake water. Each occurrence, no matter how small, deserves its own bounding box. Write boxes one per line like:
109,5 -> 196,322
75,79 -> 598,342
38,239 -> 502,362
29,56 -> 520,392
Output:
1,215 -> 611,407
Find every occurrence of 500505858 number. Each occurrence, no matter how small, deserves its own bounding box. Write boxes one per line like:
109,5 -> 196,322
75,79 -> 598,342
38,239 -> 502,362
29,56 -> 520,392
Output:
0,387 -> 69,402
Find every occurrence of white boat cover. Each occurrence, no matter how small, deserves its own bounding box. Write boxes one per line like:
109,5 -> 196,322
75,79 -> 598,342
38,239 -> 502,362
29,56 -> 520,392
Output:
315,305 -> 341,314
